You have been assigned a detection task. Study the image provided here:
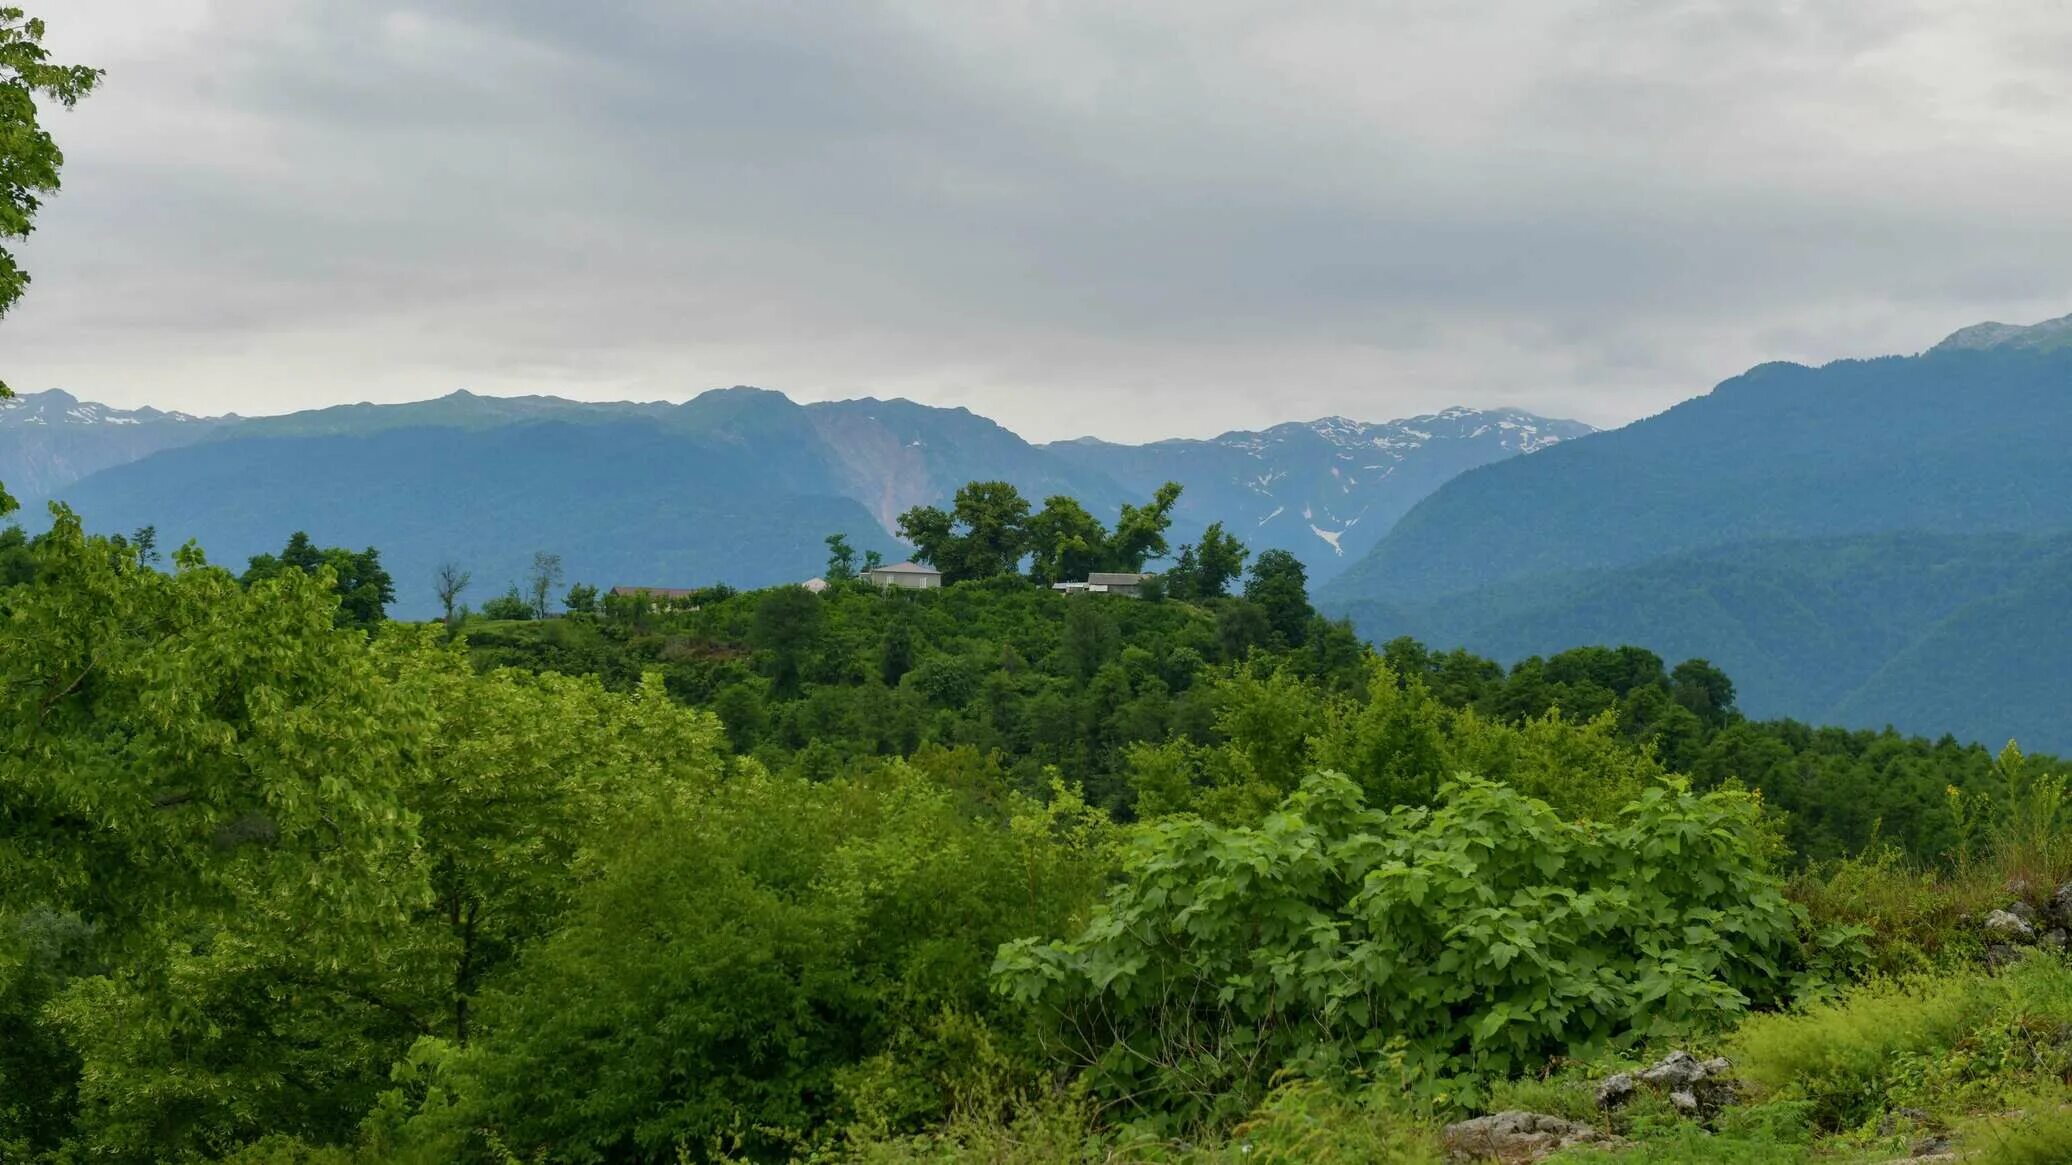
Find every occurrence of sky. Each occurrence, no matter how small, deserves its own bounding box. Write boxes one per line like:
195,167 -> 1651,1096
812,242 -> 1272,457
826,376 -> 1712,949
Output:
6,0 -> 2072,443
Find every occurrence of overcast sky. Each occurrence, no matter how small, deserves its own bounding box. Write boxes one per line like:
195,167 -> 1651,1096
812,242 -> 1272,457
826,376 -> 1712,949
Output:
7,1 -> 2072,442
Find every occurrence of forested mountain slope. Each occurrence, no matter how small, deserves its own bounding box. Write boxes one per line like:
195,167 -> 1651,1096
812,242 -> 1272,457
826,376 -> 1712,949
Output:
1320,315 -> 2072,750
1325,327 -> 2072,603
1331,530 -> 2072,752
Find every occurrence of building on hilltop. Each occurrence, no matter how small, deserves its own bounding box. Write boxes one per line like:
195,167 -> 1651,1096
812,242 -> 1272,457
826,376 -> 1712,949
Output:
608,585 -> 700,612
866,561 -> 942,590
1055,572 -> 1156,597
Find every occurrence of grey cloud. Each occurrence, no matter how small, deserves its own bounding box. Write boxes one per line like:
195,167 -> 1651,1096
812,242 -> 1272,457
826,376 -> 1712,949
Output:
6,0 -> 2071,440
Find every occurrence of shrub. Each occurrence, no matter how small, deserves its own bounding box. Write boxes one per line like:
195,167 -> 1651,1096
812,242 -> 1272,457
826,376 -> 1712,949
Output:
996,771 -> 1805,1124
1729,955 -> 2072,1131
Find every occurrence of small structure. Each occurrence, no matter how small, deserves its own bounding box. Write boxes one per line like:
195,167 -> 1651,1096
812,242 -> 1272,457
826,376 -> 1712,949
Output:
801,577 -> 829,594
609,585 -> 698,601
866,561 -> 942,590
608,585 -> 699,612
1086,571 -> 1154,596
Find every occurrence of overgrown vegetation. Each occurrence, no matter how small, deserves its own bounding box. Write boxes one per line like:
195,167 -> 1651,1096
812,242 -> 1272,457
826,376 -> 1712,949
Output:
6,495 -> 2072,1163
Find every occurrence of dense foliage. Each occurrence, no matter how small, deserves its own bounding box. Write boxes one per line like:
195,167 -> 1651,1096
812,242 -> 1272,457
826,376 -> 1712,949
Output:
6,479 -> 2072,1163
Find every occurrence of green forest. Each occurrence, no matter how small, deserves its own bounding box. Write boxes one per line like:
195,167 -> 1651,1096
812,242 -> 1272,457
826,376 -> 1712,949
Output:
9,484 -> 2072,1164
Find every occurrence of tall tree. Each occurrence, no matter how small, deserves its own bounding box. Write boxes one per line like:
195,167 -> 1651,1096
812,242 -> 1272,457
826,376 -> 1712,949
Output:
0,7 -> 101,424
1026,496 -> 1108,586
895,505 -> 959,574
951,481 -> 1032,579
1107,481 -> 1183,571
241,533 -> 396,630
1192,521 -> 1248,597
434,561 -> 471,625
562,581 -> 599,615
824,533 -> 858,582
1243,548 -> 1312,647
896,481 -> 1034,583
526,551 -> 563,619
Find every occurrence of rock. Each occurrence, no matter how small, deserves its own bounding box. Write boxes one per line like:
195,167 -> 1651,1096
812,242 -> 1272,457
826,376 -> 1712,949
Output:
2049,883 -> 2072,927
1595,1072 -> 1635,1110
1638,1049 -> 1707,1091
1668,1089 -> 1700,1114
1442,1111 -> 1604,1162
2044,928 -> 2069,952
1698,1056 -> 1731,1077
1986,942 -> 2024,969
1911,1133 -> 1955,1157
1984,909 -> 2035,942
2008,877 -> 2031,898
2010,900 -> 2039,925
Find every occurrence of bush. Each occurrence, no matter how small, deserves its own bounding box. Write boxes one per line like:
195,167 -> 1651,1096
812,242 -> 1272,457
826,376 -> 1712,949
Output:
479,587 -> 532,621
1729,955 -> 2072,1131
996,771 -> 1805,1124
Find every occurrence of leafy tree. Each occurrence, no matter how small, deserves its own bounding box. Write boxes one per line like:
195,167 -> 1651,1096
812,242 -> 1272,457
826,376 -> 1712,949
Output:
0,521 -> 31,585
562,581 -> 599,615
895,504 -> 958,574
1192,521 -> 1248,597
128,524 -> 158,565
1026,496 -> 1108,585
402,768 -> 1114,1162
825,532 -> 858,581
1244,548 -> 1312,646
525,551 -> 562,619
1107,481 -> 1182,571
0,506 -> 427,981
1672,657 -> 1737,726
897,481 -> 1033,583
241,532 -> 396,629
481,586 -> 532,621
0,6 -> 101,420
951,480 -> 1032,579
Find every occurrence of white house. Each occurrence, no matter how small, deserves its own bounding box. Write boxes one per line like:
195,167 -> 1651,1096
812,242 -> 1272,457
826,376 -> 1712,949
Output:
866,561 -> 942,590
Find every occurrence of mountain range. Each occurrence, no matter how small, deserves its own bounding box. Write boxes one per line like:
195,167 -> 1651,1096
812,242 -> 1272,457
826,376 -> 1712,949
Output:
12,311 -> 2071,752
1317,311 -> 2072,753
2,385 -> 1585,617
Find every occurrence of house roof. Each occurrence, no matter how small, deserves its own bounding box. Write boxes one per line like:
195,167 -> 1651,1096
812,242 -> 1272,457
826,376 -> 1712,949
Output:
1087,572 -> 1152,585
869,561 -> 940,575
609,585 -> 697,598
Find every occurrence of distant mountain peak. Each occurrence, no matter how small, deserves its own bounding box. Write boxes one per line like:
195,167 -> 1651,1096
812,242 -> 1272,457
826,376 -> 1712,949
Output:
1932,311 -> 2072,354
0,388 -> 208,427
